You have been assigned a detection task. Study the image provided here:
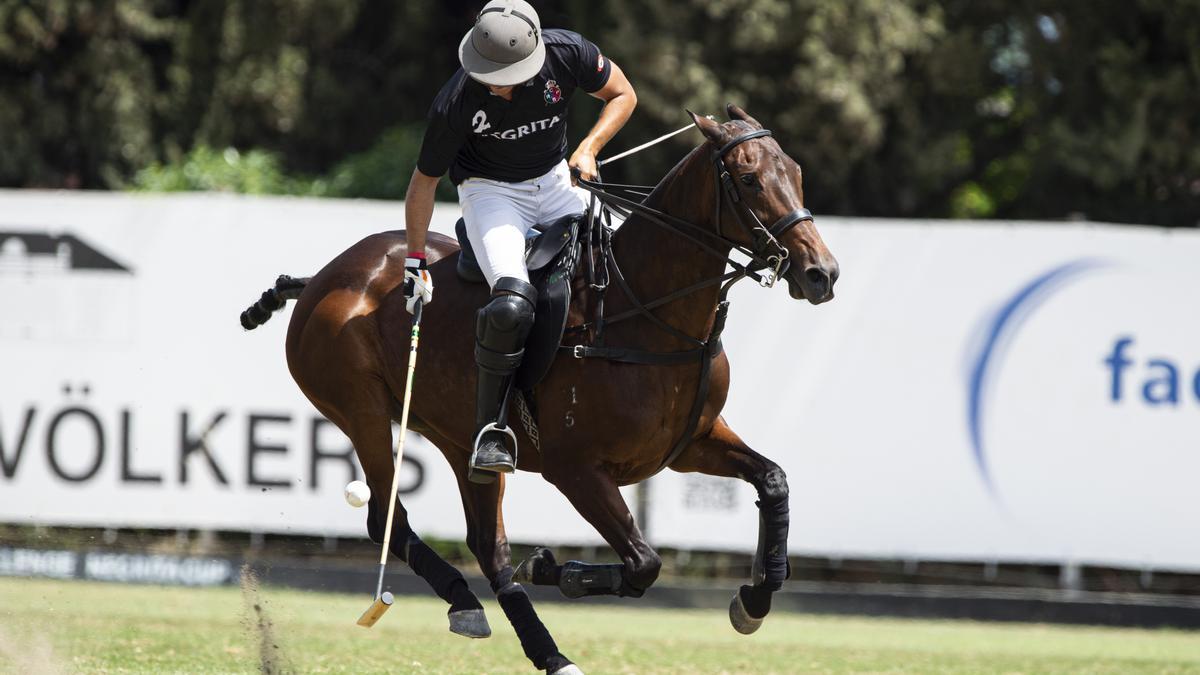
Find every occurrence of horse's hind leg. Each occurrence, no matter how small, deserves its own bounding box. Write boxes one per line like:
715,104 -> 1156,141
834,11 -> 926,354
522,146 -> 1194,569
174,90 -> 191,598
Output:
447,455 -> 577,674
321,402 -> 488,637
669,417 -> 790,634
529,462 -> 663,598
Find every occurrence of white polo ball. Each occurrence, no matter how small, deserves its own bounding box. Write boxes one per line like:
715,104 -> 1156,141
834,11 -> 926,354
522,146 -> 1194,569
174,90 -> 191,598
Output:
344,480 -> 371,508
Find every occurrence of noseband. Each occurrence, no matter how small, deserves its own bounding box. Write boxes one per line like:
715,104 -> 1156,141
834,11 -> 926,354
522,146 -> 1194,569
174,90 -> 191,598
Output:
712,129 -> 813,286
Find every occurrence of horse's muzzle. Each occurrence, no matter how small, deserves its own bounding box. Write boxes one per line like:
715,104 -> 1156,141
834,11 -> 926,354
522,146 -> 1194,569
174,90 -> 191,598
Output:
787,263 -> 838,304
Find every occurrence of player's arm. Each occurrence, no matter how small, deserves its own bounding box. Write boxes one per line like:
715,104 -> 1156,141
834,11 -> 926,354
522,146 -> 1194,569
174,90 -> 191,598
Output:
404,169 -> 440,255
401,168 -> 440,313
408,87 -> 464,256
569,61 -> 637,181
403,91 -> 462,312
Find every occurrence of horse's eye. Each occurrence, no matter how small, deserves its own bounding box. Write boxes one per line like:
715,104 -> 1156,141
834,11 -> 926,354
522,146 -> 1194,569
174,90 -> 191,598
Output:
740,174 -> 757,186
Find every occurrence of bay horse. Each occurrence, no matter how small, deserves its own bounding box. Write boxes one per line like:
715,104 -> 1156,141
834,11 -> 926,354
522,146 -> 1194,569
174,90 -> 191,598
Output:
243,105 -> 838,674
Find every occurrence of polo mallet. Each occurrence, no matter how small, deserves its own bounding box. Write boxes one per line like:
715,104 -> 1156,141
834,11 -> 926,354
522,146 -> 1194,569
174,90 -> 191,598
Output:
357,299 -> 423,628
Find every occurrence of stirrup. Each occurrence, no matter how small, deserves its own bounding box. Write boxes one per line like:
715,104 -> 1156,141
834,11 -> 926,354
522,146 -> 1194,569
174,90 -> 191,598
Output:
469,423 -> 518,484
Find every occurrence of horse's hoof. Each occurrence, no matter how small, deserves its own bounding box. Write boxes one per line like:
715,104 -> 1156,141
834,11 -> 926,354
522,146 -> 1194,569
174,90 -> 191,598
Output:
729,589 -> 764,635
514,547 -> 558,585
448,608 -> 491,638
467,465 -> 497,485
549,665 -> 584,675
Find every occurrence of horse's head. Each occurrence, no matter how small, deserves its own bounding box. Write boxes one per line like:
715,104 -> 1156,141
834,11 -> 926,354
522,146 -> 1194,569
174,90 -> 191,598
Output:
689,105 -> 839,304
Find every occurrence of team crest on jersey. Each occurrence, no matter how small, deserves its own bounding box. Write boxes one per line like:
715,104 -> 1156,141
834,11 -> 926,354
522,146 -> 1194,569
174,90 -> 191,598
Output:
543,79 -> 562,105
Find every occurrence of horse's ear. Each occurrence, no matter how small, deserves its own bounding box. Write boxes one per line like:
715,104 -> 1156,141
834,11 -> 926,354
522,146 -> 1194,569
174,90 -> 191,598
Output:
726,103 -> 763,130
687,110 -> 728,145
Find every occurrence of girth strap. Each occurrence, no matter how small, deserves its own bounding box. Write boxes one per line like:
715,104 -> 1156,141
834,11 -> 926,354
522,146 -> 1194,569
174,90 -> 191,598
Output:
564,343 -> 720,366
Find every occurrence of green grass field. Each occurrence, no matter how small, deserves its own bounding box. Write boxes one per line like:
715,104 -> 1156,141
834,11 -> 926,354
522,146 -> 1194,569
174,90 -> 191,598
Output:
1,577 -> 1198,674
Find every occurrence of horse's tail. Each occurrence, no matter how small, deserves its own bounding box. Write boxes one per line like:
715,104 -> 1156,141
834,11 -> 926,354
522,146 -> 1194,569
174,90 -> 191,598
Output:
240,274 -> 310,330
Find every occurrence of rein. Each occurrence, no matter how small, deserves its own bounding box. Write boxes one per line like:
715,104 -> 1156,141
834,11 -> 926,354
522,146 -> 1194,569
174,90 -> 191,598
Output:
561,126 -> 815,475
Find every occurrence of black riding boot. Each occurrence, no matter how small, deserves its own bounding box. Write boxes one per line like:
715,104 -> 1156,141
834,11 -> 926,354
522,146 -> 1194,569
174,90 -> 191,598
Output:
472,277 -> 537,479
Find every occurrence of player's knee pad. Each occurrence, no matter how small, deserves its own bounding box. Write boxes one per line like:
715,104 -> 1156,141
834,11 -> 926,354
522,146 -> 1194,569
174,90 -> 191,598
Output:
475,277 -> 537,374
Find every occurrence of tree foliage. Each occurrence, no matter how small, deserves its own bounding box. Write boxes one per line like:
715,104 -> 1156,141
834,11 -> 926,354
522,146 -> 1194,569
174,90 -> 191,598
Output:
0,0 -> 1196,225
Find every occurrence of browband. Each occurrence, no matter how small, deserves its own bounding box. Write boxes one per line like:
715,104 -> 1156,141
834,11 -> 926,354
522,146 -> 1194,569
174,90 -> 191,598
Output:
715,129 -> 773,158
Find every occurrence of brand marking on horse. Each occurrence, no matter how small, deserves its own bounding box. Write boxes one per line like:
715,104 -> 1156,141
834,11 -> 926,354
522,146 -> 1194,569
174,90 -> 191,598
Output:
562,386 -> 577,429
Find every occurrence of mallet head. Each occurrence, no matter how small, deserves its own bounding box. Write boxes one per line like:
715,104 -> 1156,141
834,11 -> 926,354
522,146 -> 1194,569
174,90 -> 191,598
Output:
356,591 -> 394,628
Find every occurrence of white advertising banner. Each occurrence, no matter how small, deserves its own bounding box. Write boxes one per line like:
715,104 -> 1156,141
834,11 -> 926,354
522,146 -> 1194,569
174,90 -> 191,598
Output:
2,191 -> 1198,571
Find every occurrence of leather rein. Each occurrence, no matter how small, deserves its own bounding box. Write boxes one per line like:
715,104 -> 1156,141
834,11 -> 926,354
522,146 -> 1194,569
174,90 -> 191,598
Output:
562,127 -> 815,475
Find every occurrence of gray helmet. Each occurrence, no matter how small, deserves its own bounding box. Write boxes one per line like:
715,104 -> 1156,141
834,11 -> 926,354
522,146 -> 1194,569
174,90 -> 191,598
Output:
458,0 -> 546,87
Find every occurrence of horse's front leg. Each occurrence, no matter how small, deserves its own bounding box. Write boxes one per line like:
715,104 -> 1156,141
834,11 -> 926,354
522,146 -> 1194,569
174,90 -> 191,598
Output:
454,466 -> 579,674
362,492 -> 487,634
524,461 -> 663,599
323,407 -> 486,636
669,416 -> 790,634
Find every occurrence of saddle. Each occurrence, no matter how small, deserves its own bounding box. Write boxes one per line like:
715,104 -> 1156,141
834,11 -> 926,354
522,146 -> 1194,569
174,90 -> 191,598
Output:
455,214 -> 583,390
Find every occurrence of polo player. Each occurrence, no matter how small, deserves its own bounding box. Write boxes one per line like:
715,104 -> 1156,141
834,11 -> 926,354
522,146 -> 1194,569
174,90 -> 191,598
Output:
401,0 -> 637,478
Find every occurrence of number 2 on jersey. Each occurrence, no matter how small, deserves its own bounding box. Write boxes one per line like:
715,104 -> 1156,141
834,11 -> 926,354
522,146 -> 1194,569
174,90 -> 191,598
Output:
472,110 -> 492,134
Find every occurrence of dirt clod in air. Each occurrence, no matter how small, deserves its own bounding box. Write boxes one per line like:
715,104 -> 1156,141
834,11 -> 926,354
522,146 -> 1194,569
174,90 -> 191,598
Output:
240,565 -> 291,674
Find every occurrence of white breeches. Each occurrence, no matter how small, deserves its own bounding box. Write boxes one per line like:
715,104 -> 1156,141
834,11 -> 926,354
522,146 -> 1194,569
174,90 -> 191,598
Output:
457,160 -> 589,289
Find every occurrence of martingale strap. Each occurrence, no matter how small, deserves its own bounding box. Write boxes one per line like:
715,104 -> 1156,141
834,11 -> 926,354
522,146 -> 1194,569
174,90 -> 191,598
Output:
658,301 -> 728,472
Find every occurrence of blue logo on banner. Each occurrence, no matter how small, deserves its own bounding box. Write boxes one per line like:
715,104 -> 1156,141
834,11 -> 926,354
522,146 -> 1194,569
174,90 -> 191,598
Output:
965,259 -> 1110,499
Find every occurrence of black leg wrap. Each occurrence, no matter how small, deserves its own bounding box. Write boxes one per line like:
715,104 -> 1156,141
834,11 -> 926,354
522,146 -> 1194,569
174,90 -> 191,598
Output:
755,496 -> 790,591
365,502 -> 386,545
559,560 -> 626,599
407,535 -> 482,611
495,580 -> 567,672
381,518 -> 416,561
490,565 -> 516,593
754,466 -> 791,592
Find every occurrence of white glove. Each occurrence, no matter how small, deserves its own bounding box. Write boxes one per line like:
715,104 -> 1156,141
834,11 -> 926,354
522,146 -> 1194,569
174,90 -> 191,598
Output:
403,255 -> 433,314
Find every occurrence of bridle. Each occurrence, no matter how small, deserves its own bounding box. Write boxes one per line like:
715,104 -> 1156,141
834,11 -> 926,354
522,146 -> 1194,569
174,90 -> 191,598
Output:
576,126 -> 813,294
561,123 -> 816,476
710,128 -> 814,286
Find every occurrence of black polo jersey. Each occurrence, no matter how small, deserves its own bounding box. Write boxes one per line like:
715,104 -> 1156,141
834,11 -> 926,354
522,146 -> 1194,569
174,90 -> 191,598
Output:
416,29 -> 612,185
